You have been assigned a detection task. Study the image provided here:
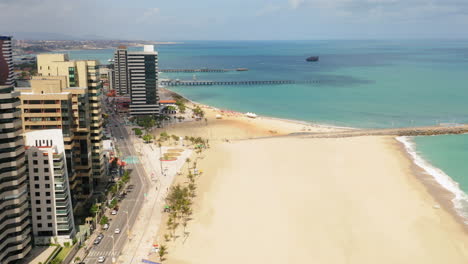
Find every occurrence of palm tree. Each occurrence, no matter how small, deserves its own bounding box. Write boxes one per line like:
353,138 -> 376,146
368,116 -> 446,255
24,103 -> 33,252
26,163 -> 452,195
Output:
159,245 -> 168,262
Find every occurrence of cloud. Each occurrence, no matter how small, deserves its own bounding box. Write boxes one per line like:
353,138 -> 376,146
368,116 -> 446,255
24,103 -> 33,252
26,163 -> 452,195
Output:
256,4 -> 282,16
288,0 -> 468,22
289,0 -> 305,9
137,7 -> 161,23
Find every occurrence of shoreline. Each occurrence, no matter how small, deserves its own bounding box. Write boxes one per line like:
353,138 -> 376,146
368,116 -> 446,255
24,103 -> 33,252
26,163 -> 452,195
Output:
397,136 -> 468,227
161,86 -> 468,228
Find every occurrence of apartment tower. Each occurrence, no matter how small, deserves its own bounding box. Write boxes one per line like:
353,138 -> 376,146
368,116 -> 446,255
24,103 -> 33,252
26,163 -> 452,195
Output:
0,36 -> 15,86
25,130 -> 75,245
0,85 -> 32,263
128,45 -> 159,116
112,46 -> 130,95
36,54 -> 105,185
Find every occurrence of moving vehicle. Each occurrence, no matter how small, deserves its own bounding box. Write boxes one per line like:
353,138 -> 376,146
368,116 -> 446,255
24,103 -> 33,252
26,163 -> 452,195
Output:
115,228 -> 121,234
98,256 -> 106,263
111,210 -> 117,215
97,233 -> 104,240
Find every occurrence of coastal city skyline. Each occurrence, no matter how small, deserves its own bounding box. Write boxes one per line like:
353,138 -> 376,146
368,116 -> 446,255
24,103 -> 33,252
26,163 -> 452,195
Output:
1,0 -> 468,263
1,0 -> 468,40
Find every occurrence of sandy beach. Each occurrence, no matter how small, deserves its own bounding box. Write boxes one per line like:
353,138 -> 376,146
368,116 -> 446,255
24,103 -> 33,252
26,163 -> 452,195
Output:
147,94 -> 468,264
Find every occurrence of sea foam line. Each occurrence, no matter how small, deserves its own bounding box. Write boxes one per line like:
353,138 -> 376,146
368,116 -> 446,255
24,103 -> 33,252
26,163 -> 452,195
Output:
397,136 -> 468,224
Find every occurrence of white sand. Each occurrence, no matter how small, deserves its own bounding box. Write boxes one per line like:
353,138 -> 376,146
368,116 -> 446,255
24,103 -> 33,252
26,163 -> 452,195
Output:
155,136 -> 468,264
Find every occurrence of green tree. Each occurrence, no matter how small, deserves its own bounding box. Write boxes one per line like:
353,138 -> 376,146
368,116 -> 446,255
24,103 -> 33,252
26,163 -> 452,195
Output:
74,257 -> 81,263
143,134 -> 153,143
110,198 -> 118,209
100,215 -> 109,226
159,245 -> 168,262
133,128 -> 143,137
175,100 -> 186,113
50,259 -> 61,264
89,204 -> 98,216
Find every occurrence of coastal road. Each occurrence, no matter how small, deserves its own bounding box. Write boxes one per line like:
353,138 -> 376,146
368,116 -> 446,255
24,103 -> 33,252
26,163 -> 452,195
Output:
84,113 -> 150,264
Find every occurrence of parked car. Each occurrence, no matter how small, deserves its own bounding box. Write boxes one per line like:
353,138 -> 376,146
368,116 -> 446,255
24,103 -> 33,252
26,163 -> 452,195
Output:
93,238 -> 101,245
103,224 -> 109,230
97,256 -> 106,263
97,233 -> 104,240
111,210 -> 117,215
114,228 -> 120,234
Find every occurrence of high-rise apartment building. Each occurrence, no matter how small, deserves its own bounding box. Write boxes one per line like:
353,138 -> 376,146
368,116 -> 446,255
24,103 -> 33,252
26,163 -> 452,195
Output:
25,130 -> 75,245
36,54 -> 105,184
112,46 -> 130,95
16,77 -> 94,203
128,45 -> 159,116
112,45 -> 159,116
0,85 -> 32,263
0,36 -> 15,86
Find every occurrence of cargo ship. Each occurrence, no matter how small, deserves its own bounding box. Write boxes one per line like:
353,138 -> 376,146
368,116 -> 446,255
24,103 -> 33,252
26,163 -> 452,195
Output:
306,56 -> 319,62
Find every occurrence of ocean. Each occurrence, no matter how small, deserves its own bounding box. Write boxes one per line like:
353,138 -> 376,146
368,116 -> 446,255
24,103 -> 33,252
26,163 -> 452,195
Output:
67,40 -> 468,221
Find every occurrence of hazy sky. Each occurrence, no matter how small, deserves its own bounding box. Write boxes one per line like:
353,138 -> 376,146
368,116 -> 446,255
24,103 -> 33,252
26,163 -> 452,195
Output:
1,0 -> 467,40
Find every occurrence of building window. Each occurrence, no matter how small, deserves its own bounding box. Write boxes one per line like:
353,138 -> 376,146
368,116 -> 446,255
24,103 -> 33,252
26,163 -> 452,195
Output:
35,184 -> 40,188
33,152 -> 38,157
44,160 -> 49,164
37,216 -> 42,220
46,192 -> 51,197
47,215 -> 52,220
33,168 -> 39,173
47,208 -> 51,212
38,223 -> 42,228
45,176 -> 50,180
44,168 -> 49,173
36,208 -> 41,213
46,200 -> 51,204
35,192 -> 40,196
45,184 -> 51,188
33,160 -> 38,165
35,200 -> 40,205
34,176 -> 39,181
47,223 -> 52,228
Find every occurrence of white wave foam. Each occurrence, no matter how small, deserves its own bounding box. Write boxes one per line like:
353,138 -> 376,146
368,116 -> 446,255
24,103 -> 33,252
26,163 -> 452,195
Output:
396,136 -> 468,223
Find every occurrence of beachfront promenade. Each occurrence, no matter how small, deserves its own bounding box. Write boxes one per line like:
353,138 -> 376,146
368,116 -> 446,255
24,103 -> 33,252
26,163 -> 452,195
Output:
294,124 -> 468,138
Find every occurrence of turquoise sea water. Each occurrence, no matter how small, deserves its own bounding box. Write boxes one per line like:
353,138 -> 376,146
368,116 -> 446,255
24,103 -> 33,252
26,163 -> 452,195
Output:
67,40 -> 468,219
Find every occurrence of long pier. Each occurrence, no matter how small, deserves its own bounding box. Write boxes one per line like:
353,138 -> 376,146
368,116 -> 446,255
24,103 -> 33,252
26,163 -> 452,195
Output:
160,80 -> 320,86
160,68 -> 248,73
290,125 -> 468,138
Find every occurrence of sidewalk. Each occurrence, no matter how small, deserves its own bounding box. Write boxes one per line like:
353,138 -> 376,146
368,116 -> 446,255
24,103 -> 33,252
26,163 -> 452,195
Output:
117,129 -> 191,263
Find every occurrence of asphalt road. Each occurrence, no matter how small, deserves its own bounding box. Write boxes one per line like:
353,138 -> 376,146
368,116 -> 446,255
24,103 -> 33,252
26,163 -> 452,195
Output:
84,113 -> 150,264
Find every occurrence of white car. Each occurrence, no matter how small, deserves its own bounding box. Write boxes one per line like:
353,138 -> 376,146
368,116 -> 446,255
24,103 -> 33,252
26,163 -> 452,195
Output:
97,256 -> 105,263
103,223 -> 109,230
111,210 -> 117,215
114,228 -> 120,234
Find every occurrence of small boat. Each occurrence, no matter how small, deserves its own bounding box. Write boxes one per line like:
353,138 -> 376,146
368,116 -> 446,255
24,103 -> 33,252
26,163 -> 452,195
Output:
245,112 -> 257,118
306,56 -> 319,62
236,68 -> 249,71
216,114 -> 222,119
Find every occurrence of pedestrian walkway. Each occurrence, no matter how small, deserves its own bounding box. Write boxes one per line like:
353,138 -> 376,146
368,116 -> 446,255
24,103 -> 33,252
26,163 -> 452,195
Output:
117,129 -> 192,264
87,250 -> 114,257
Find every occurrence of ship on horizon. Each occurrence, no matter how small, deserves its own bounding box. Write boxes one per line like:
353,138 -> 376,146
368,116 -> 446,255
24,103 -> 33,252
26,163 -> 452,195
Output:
306,56 -> 319,62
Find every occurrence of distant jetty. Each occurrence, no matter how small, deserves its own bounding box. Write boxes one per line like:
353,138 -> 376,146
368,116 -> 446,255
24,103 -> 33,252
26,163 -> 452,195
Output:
160,79 -> 322,86
159,68 -> 249,73
306,56 -> 319,62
